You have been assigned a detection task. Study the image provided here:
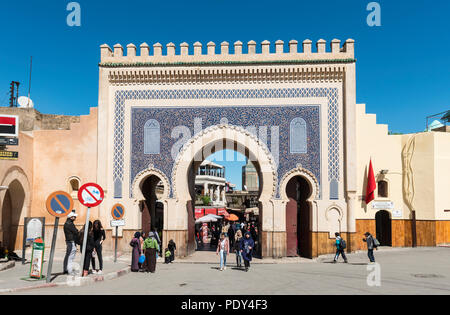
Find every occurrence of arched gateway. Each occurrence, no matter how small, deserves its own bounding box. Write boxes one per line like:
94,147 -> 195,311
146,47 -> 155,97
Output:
98,38 -> 358,258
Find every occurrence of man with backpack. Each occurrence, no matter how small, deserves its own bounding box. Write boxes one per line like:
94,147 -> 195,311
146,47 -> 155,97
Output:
63,210 -> 79,275
333,232 -> 348,263
363,232 -> 379,263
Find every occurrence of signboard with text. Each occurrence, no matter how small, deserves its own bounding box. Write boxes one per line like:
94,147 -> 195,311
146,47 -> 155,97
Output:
372,201 -> 394,210
0,151 -> 18,160
29,239 -> 45,279
0,137 -> 18,146
111,219 -> 125,227
0,115 -> 18,138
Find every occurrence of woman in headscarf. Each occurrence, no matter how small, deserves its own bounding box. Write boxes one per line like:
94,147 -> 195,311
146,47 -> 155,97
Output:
142,231 -> 160,273
240,232 -> 254,272
130,232 -> 142,272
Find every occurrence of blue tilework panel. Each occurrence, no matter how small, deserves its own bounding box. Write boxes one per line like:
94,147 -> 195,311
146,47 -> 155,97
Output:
112,88 -> 340,199
131,105 -> 321,198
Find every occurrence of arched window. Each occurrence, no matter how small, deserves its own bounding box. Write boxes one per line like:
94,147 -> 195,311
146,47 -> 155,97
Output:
144,119 -> 160,155
290,117 -> 307,154
330,179 -> 339,200
378,180 -> 388,198
327,207 -> 341,238
68,177 -> 80,199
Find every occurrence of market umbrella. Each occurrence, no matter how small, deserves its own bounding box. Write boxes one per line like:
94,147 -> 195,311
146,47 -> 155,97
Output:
227,214 -> 239,221
205,214 -> 223,219
195,215 -> 218,224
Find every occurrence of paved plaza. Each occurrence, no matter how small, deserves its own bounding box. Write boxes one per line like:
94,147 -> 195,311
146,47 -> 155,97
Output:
1,247 -> 449,295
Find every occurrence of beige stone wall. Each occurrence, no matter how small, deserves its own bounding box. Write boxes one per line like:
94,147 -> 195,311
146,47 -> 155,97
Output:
0,107 -> 80,131
0,132 -> 34,249
355,103 -> 406,220
29,107 -> 99,249
356,103 -> 450,248
433,132 -> 450,220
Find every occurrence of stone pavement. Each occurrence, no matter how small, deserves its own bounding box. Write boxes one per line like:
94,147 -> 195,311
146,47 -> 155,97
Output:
172,250 -> 317,264
0,248 -> 130,293
3,246 -> 450,295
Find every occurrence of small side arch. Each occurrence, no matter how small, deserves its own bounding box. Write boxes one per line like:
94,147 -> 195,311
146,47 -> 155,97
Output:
279,166 -> 319,202
325,204 -> 344,238
131,165 -> 170,202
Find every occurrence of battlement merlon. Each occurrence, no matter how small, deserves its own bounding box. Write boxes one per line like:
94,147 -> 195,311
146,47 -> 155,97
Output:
99,39 -> 355,66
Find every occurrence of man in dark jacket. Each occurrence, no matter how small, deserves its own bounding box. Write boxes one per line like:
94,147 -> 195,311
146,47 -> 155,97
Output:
363,232 -> 377,263
63,211 -> 79,275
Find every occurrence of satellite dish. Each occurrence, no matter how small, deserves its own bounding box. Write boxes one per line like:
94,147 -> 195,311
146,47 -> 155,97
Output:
18,96 -> 34,108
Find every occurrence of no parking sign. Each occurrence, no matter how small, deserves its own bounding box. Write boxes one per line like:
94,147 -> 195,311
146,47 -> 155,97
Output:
111,203 -> 125,220
111,203 -> 126,263
44,191 -> 74,282
46,191 -> 74,217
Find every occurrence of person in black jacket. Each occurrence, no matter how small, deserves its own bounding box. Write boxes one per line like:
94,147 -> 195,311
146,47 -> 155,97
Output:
168,239 -> 176,263
91,220 -> 106,274
63,211 -> 79,275
82,221 -> 95,277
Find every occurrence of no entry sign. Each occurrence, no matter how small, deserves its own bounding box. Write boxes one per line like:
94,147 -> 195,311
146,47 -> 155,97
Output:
111,203 -> 125,220
46,191 -> 74,217
78,183 -> 104,208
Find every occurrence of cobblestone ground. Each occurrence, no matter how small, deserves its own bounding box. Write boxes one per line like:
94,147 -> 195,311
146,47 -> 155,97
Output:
4,247 -> 450,295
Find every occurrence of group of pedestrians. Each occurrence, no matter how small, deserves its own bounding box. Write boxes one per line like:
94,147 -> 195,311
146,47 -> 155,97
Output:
333,231 -> 379,264
63,210 -> 106,277
216,225 -> 255,272
130,230 -> 177,273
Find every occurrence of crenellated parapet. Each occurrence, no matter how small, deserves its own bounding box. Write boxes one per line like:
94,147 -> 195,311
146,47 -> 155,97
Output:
99,39 -> 355,67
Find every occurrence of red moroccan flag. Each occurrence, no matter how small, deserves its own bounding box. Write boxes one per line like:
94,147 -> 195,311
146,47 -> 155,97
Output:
365,159 -> 376,204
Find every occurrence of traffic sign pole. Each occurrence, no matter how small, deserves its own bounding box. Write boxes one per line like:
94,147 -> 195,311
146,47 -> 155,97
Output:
45,191 -> 74,283
114,226 -> 118,263
79,207 -> 91,275
46,217 -> 59,283
77,183 -> 105,274
110,203 -> 125,264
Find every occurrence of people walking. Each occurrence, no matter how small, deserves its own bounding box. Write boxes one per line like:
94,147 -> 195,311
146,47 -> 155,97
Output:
241,232 -> 254,272
168,239 -> 177,263
81,221 -> 95,277
130,232 -> 142,272
216,233 -> 230,271
228,225 -> 235,251
152,228 -> 162,256
333,232 -> 348,263
91,220 -> 106,274
234,230 -> 243,268
363,232 -> 377,263
63,210 -> 79,275
143,232 -> 160,273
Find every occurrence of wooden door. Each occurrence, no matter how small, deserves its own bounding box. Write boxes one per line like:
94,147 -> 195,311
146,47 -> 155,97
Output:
286,179 -> 299,256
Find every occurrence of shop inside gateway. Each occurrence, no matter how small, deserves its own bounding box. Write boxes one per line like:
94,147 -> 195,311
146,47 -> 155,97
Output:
193,151 -> 261,257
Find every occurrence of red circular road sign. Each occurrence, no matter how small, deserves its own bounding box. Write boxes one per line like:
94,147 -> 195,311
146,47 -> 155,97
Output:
111,203 -> 125,220
78,183 -> 104,208
46,191 -> 74,217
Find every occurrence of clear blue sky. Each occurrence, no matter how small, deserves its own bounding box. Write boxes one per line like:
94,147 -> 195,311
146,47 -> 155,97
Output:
206,150 -> 248,190
1,0 -> 449,135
